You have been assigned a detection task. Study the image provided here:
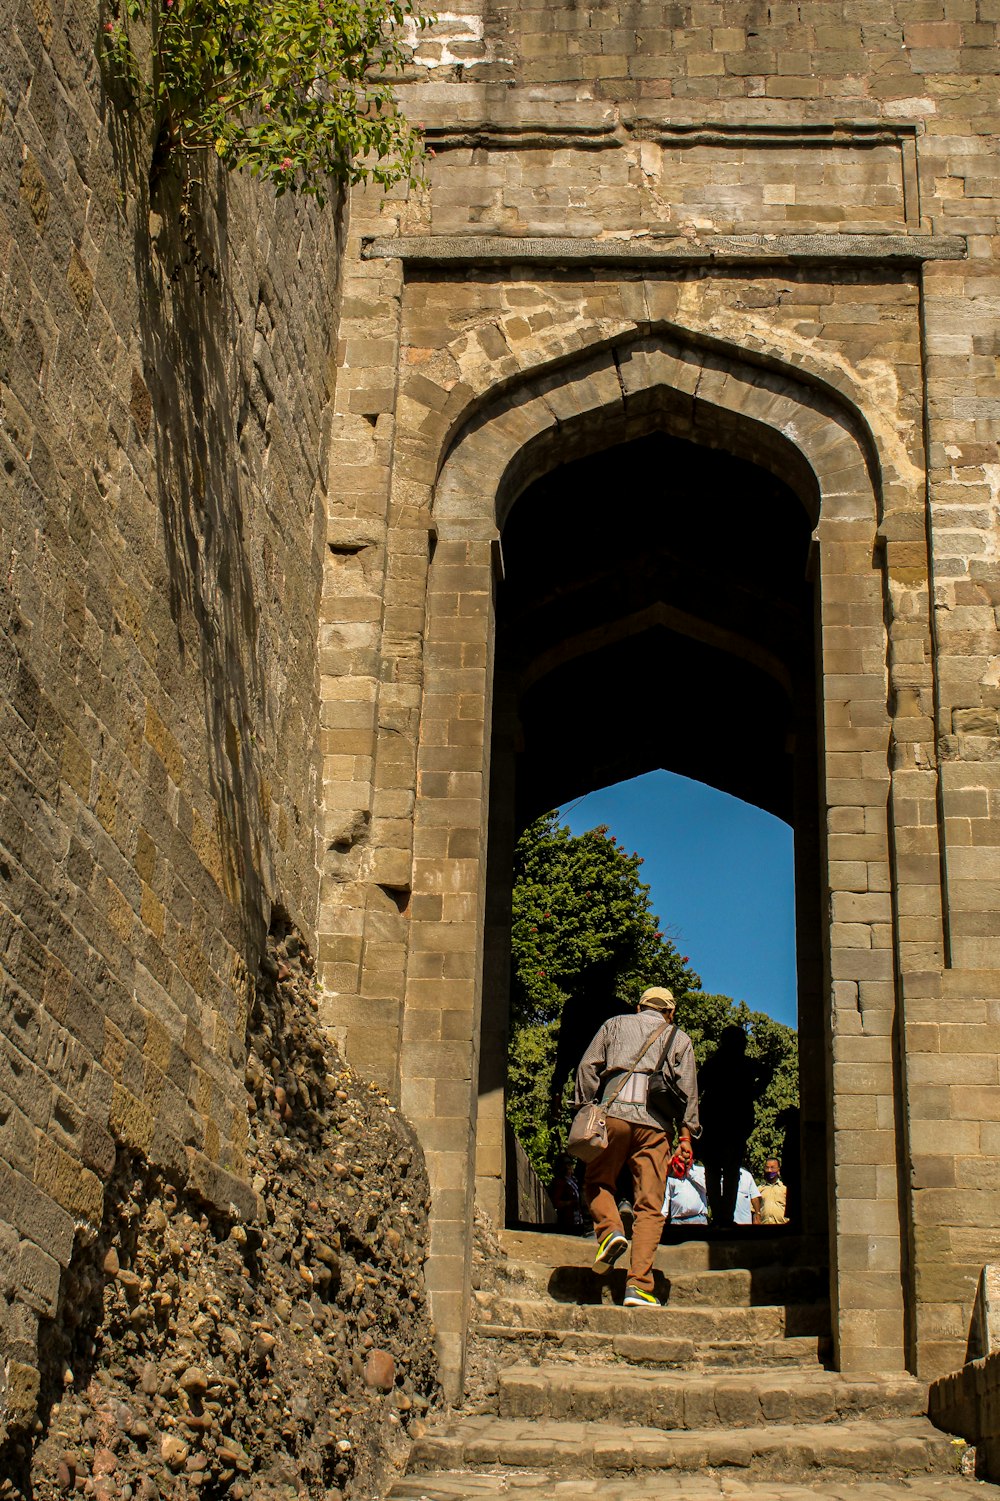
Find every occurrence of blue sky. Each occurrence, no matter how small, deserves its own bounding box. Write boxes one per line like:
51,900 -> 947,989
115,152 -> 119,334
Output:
560,770 -> 798,1028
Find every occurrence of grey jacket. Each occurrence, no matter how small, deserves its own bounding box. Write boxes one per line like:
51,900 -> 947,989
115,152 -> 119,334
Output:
574,1009 -> 701,1135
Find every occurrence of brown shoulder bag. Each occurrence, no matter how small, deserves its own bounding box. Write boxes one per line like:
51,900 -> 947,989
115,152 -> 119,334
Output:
566,1020 -> 669,1162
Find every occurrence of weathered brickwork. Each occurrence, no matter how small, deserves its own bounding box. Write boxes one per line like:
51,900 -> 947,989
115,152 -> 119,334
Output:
416,128 -> 919,236
0,0 -> 340,1436
321,0 -> 1000,1402
930,1355 -> 1000,1480
3,0 -> 1000,1439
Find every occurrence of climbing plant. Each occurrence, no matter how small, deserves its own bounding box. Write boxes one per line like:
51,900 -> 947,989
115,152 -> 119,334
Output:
102,0 -> 428,202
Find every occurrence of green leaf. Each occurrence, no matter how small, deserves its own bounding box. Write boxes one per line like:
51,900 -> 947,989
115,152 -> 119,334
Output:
101,0 -> 428,195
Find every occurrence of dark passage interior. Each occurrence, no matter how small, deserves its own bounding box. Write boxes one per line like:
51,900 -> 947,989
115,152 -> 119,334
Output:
478,428 -> 829,1251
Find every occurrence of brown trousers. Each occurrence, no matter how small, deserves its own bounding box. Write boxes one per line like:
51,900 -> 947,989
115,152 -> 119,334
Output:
583,1115 -> 671,1294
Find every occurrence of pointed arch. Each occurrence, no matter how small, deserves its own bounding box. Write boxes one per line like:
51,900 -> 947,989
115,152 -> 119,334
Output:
403,323 -> 926,1399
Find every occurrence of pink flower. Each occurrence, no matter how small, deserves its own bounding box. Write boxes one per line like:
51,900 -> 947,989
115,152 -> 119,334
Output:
279,157 -> 293,172
104,19 -> 114,29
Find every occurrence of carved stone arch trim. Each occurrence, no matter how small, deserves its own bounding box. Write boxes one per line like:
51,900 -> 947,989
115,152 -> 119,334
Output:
431,323 -> 885,525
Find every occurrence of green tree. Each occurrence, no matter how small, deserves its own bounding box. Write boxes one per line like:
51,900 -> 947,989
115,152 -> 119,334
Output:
507,812 -> 701,1181
673,994 -> 799,1179
506,812 -> 800,1185
103,0 -> 428,200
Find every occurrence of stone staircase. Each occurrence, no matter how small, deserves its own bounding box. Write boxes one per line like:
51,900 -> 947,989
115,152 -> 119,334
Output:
387,1227 -> 994,1500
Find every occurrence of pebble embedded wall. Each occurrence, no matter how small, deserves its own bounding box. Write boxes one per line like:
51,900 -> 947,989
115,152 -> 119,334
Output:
323,0 -> 1000,1396
0,0 -> 340,1437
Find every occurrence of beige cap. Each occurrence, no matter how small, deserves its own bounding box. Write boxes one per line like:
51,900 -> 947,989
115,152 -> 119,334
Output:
638,986 -> 675,1013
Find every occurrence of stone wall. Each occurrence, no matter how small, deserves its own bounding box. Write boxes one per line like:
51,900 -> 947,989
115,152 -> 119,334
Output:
4,0 -> 1000,1428
927,1263 -> 1000,1471
322,0 -> 1000,1398
0,0 -> 341,1436
930,1353 -> 1000,1481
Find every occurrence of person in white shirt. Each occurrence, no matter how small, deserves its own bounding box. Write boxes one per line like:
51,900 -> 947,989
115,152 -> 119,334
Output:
662,1152 -> 709,1226
733,1166 -> 762,1225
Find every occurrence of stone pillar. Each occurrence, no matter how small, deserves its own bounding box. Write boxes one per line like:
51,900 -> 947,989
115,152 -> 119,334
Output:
821,499 -> 916,1376
399,530 -> 496,1398
317,178 -> 427,1093
476,671 -> 519,1227
792,652 -> 829,1246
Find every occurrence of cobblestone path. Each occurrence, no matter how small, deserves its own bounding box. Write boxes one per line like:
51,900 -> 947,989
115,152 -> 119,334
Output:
388,1229 -> 998,1500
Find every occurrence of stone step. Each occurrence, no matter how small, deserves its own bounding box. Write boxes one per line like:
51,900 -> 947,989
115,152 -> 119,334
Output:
498,1364 -> 928,1426
474,1291 -> 830,1341
472,1322 -> 831,1369
406,1415 -> 959,1479
500,1227 -> 822,1274
389,1473 -> 984,1499
498,1258 -> 828,1308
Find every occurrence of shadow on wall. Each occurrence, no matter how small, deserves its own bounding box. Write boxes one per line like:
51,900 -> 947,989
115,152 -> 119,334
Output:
105,85 -> 344,952
135,174 -> 268,936
928,1267 -> 1000,1479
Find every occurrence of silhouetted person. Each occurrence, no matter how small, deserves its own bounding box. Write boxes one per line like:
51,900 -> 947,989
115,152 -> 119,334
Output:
776,1104 -> 801,1225
550,1154 -> 585,1233
550,973 -> 623,1119
698,1025 -> 757,1226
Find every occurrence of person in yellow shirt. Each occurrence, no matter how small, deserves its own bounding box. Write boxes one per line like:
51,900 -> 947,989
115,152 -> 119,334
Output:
758,1157 -> 788,1225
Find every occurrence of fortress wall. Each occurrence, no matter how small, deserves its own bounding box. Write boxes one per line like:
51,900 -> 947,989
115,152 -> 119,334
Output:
0,0 -> 340,1434
324,0 -> 1000,1391
2,0 -> 1000,1426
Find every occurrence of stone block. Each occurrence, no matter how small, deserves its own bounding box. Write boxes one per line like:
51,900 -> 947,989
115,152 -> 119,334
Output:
18,1239 -> 61,1317
33,1135 -> 102,1226
0,1219 -> 20,1296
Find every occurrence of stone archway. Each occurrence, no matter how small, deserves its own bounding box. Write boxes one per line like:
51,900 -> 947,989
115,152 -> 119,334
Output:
481,425 -> 823,1237
401,326 -> 927,1398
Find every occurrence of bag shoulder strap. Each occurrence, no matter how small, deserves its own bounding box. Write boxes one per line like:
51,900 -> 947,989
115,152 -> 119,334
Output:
654,1022 -> 680,1073
603,1020 -> 669,1109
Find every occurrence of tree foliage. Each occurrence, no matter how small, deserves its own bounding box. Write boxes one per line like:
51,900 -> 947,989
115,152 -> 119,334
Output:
506,812 -> 799,1185
102,0 -> 428,201
673,994 -> 799,1180
507,813 -> 702,1180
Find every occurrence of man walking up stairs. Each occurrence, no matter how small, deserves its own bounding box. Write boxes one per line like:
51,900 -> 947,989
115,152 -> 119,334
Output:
387,1229 -> 994,1500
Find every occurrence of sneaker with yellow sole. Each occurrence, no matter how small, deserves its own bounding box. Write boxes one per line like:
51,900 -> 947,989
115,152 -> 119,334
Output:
623,1284 -> 661,1307
593,1231 -> 628,1274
